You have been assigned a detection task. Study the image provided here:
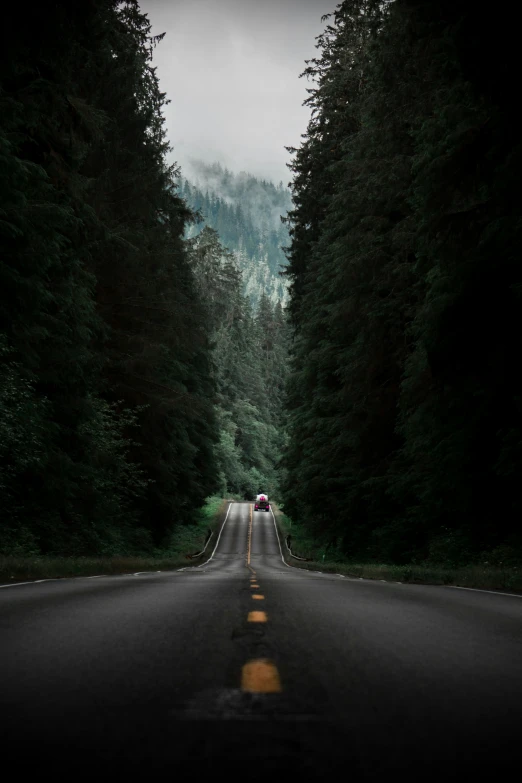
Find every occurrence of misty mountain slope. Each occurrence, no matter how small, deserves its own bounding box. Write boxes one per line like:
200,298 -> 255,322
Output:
181,161 -> 291,306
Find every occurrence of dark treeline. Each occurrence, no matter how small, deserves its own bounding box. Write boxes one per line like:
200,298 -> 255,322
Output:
0,1 -> 222,556
0,1 -> 290,557
283,0 -> 522,565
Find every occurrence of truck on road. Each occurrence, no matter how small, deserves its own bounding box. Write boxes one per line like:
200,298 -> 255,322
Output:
254,494 -> 270,512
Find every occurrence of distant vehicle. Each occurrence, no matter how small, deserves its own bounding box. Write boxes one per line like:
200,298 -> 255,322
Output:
254,494 -> 270,512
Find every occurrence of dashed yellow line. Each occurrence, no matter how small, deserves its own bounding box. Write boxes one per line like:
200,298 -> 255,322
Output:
248,611 -> 267,623
241,506 -> 279,690
241,659 -> 281,693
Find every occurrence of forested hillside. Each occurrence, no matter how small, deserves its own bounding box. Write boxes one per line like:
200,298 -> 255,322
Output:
181,162 -> 291,306
283,0 -> 522,566
186,227 -> 289,498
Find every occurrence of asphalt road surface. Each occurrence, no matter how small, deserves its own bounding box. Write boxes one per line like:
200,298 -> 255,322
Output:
1,502 -> 521,779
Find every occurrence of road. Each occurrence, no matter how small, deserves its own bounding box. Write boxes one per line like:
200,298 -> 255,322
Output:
1,502 -> 521,778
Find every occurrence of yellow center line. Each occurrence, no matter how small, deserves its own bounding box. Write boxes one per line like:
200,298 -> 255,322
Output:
247,503 -> 252,566
241,507 -> 275,691
241,659 -> 281,693
248,611 -> 267,623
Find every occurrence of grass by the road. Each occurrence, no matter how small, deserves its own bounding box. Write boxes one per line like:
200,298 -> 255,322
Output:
4,498 -> 521,592
0,496 -> 228,584
273,506 -> 522,593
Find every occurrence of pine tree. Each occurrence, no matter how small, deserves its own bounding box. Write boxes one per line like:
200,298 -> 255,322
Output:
0,1 -> 219,553
186,227 -> 287,498
182,165 -> 291,306
283,0 -> 522,565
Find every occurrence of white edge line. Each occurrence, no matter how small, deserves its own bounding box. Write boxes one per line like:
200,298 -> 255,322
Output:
4,507 -> 517,599
270,507 -> 293,569
269,510 -> 345,579
0,581 -> 38,589
448,585 -> 522,599
204,501 -> 233,564
0,578 -> 59,589
0,505 -> 235,586
178,501 -> 234,571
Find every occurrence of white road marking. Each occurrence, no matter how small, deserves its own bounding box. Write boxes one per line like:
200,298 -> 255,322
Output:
0,581 -> 38,589
0,578 -> 58,589
270,508 -> 293,569
0,504 -> 234,586
178,502 -> 234,571
448,585 -> 522,599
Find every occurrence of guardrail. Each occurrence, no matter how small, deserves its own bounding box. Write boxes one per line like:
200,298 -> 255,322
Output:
184,502 -> 311,562
185,527 -> 214,560
285,534 -> 310,561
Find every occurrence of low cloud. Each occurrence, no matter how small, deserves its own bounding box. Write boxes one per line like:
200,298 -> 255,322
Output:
141,0 -> 335,183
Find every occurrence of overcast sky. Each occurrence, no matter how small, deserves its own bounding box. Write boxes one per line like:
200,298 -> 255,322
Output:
141,0 -> 336,185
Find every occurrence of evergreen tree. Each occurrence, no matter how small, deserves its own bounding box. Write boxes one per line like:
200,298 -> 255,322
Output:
283,0 -> 522,564
182,163 -> 291,306
0,1 -> 219,554
186,227 -> 288,498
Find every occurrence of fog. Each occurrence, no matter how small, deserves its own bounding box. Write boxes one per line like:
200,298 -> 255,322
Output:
141,0 -> 336,184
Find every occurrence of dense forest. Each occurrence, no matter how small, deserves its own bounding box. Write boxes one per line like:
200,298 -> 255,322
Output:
282,0 -> 522,566
186,225 -> 289,499
2,0 -> 521,570
0,1 -> 218,556
0,1 -> 288,557
182,162 -> 291,306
